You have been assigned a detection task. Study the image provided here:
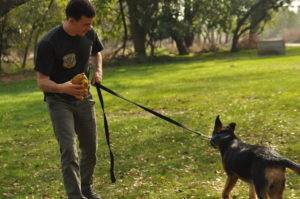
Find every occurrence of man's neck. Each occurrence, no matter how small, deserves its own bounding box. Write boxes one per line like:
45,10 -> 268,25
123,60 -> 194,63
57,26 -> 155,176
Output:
62,21 -> 77,36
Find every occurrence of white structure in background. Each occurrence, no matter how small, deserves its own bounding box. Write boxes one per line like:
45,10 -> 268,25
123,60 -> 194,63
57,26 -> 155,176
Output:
290,0 -> 300,12
257,40 -> 285,56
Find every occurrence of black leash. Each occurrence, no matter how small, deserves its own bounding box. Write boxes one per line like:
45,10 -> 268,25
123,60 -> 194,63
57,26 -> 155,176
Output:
95,83 -> 209,182
97,84 -> 208,137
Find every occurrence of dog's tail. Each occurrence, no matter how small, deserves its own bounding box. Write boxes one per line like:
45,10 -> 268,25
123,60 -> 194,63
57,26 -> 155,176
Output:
277,158 -> 300,175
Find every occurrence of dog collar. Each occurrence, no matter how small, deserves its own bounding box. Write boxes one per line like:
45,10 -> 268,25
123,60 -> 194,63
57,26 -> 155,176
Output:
210,131 -> 230,141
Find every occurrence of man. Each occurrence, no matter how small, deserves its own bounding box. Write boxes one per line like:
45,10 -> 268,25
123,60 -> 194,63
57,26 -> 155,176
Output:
35,0 -> 103,198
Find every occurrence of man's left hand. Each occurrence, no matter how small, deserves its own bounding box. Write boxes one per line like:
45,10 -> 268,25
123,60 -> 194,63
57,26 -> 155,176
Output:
91,71 -> 102,86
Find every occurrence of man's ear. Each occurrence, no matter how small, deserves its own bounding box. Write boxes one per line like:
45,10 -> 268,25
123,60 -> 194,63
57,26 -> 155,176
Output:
69,17 -> 76,24
214,115 -> 222,130
229,123 -> 236,131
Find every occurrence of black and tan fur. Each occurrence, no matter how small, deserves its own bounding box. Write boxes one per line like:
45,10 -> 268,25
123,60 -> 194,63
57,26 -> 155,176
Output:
211,116 -> 300,199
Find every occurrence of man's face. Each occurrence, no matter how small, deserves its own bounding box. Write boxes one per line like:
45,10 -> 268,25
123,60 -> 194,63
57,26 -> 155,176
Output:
71,16 -> 93,36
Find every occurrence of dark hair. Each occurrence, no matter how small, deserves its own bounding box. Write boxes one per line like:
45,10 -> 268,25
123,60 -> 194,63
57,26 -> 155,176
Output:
66,0 -> 96,20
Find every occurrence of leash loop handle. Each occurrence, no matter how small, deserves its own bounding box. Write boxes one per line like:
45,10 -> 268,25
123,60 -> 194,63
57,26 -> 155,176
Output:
96,83 -> 116,183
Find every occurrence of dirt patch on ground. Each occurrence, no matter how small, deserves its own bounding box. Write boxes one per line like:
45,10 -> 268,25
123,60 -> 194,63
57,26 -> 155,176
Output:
0,72 -> 36,83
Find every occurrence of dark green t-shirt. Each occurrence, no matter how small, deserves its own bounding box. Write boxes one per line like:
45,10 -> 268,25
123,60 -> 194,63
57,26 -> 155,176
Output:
35,25 -> 104,99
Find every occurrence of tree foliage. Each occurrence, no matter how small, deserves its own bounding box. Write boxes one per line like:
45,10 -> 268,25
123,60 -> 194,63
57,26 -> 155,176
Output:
262,7 -> 300,40
0,0 -> 294,72
229,0 -> 293,52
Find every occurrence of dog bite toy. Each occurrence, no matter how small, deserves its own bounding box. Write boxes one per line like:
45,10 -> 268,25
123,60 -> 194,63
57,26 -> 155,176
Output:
71,73 -> 88,100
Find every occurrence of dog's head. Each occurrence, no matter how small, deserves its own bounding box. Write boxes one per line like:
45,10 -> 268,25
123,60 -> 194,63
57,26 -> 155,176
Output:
210,116 -> 236,148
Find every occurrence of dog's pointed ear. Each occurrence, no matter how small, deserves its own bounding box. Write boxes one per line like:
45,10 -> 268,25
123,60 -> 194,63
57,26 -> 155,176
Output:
214,115 -> 222,130
229,123 -> 236,131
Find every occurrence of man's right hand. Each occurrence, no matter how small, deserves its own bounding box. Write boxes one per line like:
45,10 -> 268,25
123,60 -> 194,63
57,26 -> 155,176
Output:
60,81 -> 87,99
37,72 -> 87,99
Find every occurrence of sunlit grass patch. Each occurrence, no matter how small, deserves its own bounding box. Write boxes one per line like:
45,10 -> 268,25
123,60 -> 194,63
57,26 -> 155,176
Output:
1,48 -> 300,198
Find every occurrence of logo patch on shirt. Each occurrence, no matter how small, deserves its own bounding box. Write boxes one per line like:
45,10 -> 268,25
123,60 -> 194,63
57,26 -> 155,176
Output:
63,53 -> 76,68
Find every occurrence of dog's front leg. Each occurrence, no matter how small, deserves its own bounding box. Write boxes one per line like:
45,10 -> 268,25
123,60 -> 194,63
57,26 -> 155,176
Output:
249,182 -> 256,199
222,175 -> 238,199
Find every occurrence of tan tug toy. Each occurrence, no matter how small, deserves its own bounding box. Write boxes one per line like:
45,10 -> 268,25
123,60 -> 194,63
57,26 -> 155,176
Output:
71,73 -> 89,100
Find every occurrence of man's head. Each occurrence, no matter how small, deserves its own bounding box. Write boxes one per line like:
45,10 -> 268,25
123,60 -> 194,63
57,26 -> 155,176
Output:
65,0 -> 96,36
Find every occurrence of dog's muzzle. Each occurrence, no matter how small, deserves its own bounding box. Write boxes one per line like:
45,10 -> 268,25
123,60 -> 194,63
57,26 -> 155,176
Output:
210,131 -> 231,148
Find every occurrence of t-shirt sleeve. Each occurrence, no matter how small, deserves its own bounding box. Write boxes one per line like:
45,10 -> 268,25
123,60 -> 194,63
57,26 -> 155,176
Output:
34,40 -> 55,76
91,30 -> 104,54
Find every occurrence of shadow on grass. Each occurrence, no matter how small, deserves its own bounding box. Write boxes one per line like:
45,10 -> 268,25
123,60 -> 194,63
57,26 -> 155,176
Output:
105,47 -> 300,68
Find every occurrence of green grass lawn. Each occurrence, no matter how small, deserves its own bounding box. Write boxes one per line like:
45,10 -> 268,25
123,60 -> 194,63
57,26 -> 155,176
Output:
1,48 -> 300,198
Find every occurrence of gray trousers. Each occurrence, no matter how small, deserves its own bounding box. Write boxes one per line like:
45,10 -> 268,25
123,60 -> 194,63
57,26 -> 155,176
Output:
46,95 -> 97,199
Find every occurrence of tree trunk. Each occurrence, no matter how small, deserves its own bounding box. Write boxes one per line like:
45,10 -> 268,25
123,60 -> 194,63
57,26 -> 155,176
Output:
211,30 -> 215,46
125,0 -> 146,56
197,33 -> 201,47
184,33 -> 194,49
0,15 -> 8,72
33,29 -> 41,65
172,35 -> 189,55
202,32 -> 208,49
231,30 -> 240,52
110,0 -> 128,59
0,19 -> 3,72
183,0 -> 194,48
225,33 -> 230,44
150,40 -> 155,56
22,0 -> 54,68
22,27 -> 35,68
248,28 -> 257,48
218,31 -> 222,44
119,0 -> 128,56
230,0 -> 267,52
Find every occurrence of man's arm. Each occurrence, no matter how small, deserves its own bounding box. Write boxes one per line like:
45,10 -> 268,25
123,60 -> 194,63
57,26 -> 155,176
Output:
91,52 -> 103,85
36,72 -> 86,98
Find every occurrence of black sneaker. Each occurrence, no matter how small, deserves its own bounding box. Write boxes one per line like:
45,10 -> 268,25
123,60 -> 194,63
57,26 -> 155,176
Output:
82,187 -> 101,199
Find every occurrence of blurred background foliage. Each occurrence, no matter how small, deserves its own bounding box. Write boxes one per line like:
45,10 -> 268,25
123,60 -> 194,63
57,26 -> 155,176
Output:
1,0 -> 300,73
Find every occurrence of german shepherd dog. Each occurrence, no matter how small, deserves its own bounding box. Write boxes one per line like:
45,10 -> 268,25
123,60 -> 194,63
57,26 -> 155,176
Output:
210,116 -> 300,199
